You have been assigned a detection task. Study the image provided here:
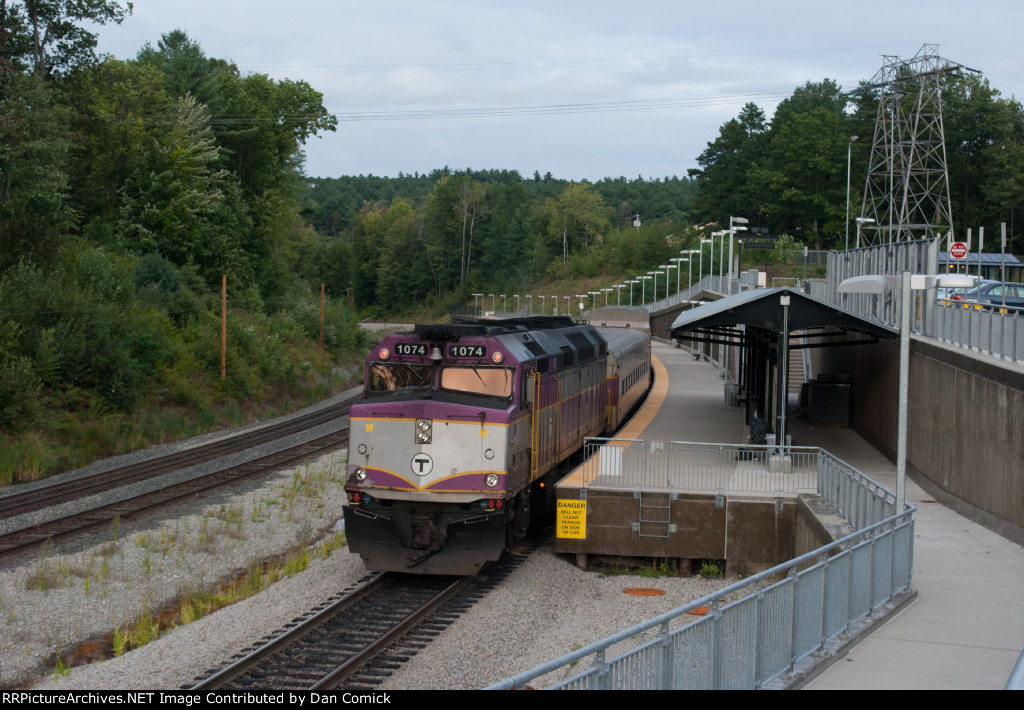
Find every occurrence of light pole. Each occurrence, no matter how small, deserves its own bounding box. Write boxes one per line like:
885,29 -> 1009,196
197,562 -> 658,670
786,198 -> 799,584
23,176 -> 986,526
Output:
588,291 -> 600,309
489,293 -> 495,313
576,295 -> 588,316
613,284 -> 625,305
562,295 -> 570,315
717,231 -> 726,282
500,294 -> 506,312
845,135 -> 859,251
838,273 -> 974,512
647,272 -> 660,303
472,293 -> 483,312
636,275 -> 651,304
686,249 -> 699,289
729,217 -> 749,293
526,294 -> 533,314
855,217 -> 875,250
669,257 -> 685,293
625,280 -> 638,305
601,288 -> 612,306
513,294 -> 520,312
700,238 -> 712,284
659,265 -> 674,299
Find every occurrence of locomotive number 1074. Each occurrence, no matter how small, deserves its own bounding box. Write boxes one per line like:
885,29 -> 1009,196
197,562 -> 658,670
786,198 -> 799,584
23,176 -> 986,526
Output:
449,345 -> 487,358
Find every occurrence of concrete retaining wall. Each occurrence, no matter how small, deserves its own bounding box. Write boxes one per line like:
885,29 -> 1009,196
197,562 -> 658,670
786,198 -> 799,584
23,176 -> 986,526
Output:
812,334 -> 1024,544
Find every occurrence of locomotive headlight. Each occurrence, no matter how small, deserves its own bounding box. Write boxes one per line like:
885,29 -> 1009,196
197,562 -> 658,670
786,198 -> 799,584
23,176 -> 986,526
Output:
485,473 -> 499,488
484,448 -> 495,460
354,467 -> 367,481
415,419 -> 432,444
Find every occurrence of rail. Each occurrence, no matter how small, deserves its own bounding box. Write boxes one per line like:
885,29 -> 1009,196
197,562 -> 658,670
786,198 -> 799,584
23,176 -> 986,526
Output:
486,443 -> 908,690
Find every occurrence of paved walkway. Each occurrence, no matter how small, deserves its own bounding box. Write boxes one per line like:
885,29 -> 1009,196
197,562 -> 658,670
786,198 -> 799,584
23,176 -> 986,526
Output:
647,341 -> 1024,689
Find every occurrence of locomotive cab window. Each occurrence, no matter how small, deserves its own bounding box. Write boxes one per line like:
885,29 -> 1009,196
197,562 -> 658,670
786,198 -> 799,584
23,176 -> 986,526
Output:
368,363 -> 433,392
441,366 -> 514,399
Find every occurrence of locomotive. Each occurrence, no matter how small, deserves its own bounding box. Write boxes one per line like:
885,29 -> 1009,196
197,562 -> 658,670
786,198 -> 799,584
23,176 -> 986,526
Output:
343,316 -> 651,575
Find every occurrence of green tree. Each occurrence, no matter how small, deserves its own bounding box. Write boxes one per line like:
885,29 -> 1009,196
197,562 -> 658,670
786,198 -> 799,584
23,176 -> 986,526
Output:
4,0 -> 132,76
115,93 -> 251,284
689,102 -> 767,227
548,182 -> 610,263
0,71 -> 74,269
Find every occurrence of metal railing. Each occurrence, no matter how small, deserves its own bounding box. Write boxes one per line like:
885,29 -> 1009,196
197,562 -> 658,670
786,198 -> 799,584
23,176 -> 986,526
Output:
486,443 -> 908,690
824,240 -> 1024,362
580,439 -> 820,495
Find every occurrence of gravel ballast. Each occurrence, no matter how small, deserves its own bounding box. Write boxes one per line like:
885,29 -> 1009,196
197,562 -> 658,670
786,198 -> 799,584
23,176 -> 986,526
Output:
1,405 -> 734,690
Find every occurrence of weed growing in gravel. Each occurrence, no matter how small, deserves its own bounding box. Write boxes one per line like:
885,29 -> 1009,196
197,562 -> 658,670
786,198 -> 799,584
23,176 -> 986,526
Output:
53,655 -> 70,681
317,531 -> 346,559
112,627 -> 128,657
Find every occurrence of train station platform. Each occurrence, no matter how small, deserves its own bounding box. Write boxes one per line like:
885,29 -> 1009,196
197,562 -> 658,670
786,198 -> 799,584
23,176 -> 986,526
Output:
558,340 -> 1024,689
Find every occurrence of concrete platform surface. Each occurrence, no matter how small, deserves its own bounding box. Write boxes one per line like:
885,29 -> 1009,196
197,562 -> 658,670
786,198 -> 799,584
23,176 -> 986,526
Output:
643,341 -> 1024,689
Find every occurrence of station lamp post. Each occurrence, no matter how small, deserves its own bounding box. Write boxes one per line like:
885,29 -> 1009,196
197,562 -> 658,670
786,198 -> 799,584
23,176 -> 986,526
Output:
660,264 -> 676,298
613,284 -> 625,305
700,238 -> 712,283
647,271 -> 661,303
686,249 -> 699,289
845,136 -> 859,252
669,257 -> 686,293
638,275 -> 653,304
625,280 -> 638,305
488,293 -> 495,313
513,294 -> 520,312
855,217 -> 875,251
526,294 -> 533,314
729,217 -> 749,293
838,272 -> 974,512
472,293 -> 483,312
500,294 -> 506,312
589,291 -> 600,309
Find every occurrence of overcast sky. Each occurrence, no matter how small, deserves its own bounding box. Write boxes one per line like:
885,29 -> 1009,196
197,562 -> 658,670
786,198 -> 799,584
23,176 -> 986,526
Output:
93,1 -> 1024,182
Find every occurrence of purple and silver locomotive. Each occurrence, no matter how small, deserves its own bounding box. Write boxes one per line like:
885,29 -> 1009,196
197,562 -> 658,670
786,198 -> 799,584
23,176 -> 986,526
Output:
343,316 -> 650,575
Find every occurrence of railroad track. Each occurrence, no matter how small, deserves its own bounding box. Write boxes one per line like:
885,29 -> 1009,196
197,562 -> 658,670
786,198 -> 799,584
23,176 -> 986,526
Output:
0,400 -> 356,558
191,536 -> 543,691
0,397 -> 357,521
192,572 -> 468,690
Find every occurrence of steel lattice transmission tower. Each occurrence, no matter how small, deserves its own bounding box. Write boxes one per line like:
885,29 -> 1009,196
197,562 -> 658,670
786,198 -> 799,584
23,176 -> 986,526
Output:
856,44 -> 978,249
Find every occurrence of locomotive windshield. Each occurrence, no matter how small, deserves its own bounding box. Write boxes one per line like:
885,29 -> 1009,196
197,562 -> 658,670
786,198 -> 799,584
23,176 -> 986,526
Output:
440,366 -> 513,399
368,363 -> 433,392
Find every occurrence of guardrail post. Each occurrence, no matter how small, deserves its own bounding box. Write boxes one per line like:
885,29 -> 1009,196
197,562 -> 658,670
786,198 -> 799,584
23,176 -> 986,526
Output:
591,649 -> 610,690
754,582 -> 766,688
711,599 -> 723,689
659,620 -> 673,689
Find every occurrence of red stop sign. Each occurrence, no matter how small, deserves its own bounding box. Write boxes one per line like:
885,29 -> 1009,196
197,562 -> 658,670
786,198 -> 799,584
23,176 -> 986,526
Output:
950,242 -> 967,259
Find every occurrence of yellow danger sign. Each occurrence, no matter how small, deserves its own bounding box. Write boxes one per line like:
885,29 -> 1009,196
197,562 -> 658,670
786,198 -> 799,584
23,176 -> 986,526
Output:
557,499 -> 586,539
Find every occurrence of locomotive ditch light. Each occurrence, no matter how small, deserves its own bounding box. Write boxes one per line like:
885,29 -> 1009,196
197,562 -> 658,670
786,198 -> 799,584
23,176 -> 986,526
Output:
485,473 -> 499,487
415,419 -> 432,444
354,466 -> 367,481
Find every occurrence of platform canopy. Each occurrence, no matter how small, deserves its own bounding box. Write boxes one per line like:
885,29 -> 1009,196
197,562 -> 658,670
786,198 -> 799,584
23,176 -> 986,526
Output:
669,286 -> 896,344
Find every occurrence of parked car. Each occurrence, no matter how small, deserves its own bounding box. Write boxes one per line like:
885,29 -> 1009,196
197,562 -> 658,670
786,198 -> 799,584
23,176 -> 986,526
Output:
936,275 -> 987,302
956,280 -> 1024,313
